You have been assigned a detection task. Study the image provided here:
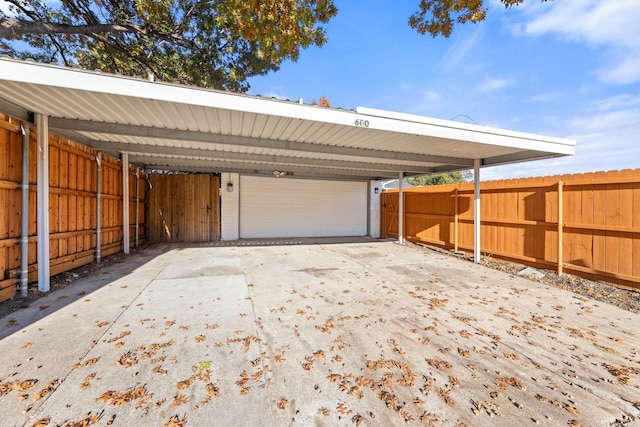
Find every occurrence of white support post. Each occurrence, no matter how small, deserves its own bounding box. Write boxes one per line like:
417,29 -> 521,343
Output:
398,172 -> 404,244
473,159 -> 481,264
36,114 -> 50,292
135,168 -> 140,247
122,153 -> 130,254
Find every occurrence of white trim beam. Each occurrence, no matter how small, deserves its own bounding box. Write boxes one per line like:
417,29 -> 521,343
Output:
122,153 -> 130,254
474,159 -> 481,264
36,114 -> 50,292
398,172 -> 404,245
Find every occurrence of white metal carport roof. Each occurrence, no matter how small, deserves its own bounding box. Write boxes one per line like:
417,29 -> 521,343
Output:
0,58 -> 574,181
0,57 -> 575,292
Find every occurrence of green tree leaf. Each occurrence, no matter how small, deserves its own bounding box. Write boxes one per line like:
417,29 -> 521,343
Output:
406,170 -> 472,186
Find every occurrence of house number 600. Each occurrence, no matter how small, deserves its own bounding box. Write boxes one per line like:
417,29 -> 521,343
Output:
354,119 -> 369,128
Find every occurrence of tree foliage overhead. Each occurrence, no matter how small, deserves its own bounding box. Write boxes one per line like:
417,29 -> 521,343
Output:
0,0 -> 337,91
409,0 -> 549,38
406,170 -> 472,186
0,1 -> 546,91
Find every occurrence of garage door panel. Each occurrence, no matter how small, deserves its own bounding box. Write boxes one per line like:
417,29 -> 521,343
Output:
240,176 -> 366,238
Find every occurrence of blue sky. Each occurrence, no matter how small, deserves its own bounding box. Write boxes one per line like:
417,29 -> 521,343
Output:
248,0 -> 640,181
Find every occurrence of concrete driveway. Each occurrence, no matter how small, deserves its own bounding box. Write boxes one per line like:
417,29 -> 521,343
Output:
1,239 -> 638,426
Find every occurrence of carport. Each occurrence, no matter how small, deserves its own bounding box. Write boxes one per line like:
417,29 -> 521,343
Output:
0,57 -> 575,292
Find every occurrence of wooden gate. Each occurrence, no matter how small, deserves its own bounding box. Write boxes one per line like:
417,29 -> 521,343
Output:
381,191 -> 399,239
148,174 -> 220,243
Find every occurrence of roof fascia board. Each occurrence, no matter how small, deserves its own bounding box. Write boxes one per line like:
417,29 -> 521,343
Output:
89,140 -> 436,174
357,106 -> 576,155
49,117 -> 474,167
0,59 -> 574,157
0,59 -> 361,126
481,150 -> 564,166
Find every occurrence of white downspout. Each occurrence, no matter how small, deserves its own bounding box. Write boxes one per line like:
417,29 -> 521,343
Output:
95,152 -> 102,263
474,159 -> 481,264
398,172 -> 404,244
19,124 -> 30,298
36,114 -> 50,292
135,168 -> 140,247
122,153 -> 130,254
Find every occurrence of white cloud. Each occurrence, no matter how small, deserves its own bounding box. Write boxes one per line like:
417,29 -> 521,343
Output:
478,77 -> 514,92
526,92 -> 564,103
483,93 -> 640,180
565,107 -> 640,135
425,90 -> 441,101
439,30 -> 482,70
586,93 -> 640,112
597,54 -> 640,85
515,0 -> 640,84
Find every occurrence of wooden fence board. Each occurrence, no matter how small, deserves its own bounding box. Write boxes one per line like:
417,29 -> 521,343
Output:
604,171 -> 619,274
617,169 -> 634,277
0,114 -> 147,302
382,168 -> 640,289
634,169 -> 640,278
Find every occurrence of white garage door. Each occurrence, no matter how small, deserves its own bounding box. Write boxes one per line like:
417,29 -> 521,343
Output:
240,176 -> 367,238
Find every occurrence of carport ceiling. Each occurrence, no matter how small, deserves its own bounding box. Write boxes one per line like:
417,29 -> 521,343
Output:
0,58 -> 575,180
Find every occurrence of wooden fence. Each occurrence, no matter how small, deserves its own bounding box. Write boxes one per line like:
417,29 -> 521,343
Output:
148,173 -> 220,243
0,114 -> 148,302
381,169 -> 640,290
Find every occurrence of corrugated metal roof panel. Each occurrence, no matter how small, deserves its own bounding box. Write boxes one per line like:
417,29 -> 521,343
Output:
0,58 -> 575,180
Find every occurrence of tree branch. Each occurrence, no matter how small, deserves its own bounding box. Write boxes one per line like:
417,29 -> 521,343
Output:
0,18 -> 133,37
0,17 -> 199,51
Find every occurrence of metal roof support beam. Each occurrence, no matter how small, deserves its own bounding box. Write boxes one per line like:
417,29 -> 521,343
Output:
48,118 -> 475,167
152,165 -> 377,182
122,153 -> 130,254
36,114 -> 50,292
0,98 -> 32,123
89,140 -> 438,174
473,159 -> 481,264
128,156 -> 399,179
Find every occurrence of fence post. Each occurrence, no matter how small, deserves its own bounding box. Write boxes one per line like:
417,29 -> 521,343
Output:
454,188 -> 459,253
557,181 -> 564,276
